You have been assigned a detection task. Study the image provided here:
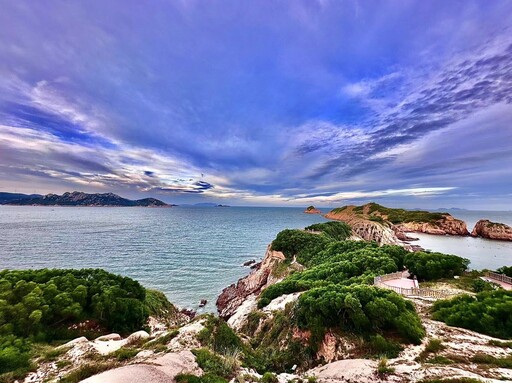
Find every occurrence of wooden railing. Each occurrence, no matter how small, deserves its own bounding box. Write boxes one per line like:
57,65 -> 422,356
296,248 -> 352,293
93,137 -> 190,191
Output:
484,271 -> 512,285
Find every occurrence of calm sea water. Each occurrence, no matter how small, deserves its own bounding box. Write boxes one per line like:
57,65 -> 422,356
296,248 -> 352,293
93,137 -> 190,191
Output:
1,207 -> 511,311
413,210 -> 512,271
0,206 -> 327,311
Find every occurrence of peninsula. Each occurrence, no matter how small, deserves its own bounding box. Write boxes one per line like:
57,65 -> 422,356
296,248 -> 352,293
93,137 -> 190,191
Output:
1,191 -> 171,207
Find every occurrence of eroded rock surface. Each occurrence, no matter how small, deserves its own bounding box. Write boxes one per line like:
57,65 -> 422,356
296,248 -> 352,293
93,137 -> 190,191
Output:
472,219 -> 512,241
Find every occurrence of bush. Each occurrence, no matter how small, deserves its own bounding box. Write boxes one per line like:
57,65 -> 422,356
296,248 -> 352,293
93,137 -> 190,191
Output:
176,373 -> 228,383
261,372 -> 278,383
471,353 -> 512,368
404,252 -> 469,281
0,335 -> 32,374
296,285 -> 425,349
368,335 -> 403,358
377,357 -> 394,375
0,269 -> 148,338
432,290 -> 512,339
471,279 -> 494,293
197,316 -> 243,354
258,243 -> 405,308
144,289 -> 178,318
304,222 -> 351,241
192,348 -> 237,379
59,362 -> 117,383
497,266 -> 512,277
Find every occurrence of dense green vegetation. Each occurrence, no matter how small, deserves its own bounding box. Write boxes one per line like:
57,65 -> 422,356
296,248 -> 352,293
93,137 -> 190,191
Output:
255,228 -> 433,361
330,202 -> 448,224
0,268 -> 165,378
403,252 -> 469,281
432,290 -> 512,339
0,269 -> 148,339
365,203 -> 447,224
304,222 -> 352,241
296,285 -> 425,345
258,242 -> 407,307
497,266 -> 512,277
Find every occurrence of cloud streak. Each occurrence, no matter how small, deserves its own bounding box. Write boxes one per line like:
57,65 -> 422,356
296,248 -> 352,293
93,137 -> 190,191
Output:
0,1 -> 511,207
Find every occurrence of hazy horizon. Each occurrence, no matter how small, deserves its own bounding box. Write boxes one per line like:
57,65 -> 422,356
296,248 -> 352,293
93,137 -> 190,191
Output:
1,1 -> 511,209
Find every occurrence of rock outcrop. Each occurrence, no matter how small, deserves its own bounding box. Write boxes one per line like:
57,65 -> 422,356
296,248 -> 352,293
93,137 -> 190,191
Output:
216,245 -> 286,319
324,205 -> 414,248
395,214 -> 469,236
471,219 -> 512,241
325,203 -> 470,238
304,205 -> 321,214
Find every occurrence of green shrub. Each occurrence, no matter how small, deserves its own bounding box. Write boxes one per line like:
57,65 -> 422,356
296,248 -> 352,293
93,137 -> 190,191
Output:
432,290 -> 512,339
488,339 -> 512,348
471,279 -> 495,292
404,252 -> 469,281
0,336 -> 32,374
368,335 -> 403,358
41,346 -> 70,362
497,266 -> 512,278
471,353 -> 512,368
296,285 -> 425,349
377,357 -> 394,375
425,355 -> 453,364
192,348 -> 237,379
0,269 -> 148,338
424,338 -> 444,354
59,362 -> 117,383
304,222 -> 351,241
144,289 -> 178,318
270,230 -> 332,264
261,372 -> 278,383
176,373 -> 228,383
112,347 -> 139,361
197,316 -> 243,354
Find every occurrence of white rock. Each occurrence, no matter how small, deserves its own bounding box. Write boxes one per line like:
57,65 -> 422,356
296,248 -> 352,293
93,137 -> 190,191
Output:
227,294 -> 258,330
59,336 -> 88,348
262,292 -> 302,313
127,330 -> 150,342
96,333 -> 122,341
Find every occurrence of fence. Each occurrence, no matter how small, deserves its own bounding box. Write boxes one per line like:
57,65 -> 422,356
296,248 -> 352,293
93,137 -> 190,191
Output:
484,271 -> 512,285
374,272 -> 454,299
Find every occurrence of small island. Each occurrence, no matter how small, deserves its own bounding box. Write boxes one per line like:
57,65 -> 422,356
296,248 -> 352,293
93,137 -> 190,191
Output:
1,191 -> 172,207
472,219 -> 512,241
304,205 -> 321,214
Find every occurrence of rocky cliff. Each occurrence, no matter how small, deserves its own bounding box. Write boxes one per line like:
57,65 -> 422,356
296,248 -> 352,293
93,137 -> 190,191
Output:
395,214 -> 470,236
325,203 -> 469,237
471,219 -> 512,241
323,205 -> 415,248
216,245 -> 287,319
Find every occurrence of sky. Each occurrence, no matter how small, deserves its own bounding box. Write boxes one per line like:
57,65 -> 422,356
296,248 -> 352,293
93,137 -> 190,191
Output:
0,0 -> 511,209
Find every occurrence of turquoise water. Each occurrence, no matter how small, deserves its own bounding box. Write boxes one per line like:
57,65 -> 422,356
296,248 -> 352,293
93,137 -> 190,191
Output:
0,206 -> 327,311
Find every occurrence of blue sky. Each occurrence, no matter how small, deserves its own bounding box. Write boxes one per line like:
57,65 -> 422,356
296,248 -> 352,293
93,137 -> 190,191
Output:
1,0 -> 511,208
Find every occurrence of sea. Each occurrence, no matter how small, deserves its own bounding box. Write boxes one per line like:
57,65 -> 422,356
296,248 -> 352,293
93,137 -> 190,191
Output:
1,206 -> 511,311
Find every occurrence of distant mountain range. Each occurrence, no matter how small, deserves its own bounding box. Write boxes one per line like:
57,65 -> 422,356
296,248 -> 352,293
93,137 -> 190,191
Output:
0,191 -> 171,207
